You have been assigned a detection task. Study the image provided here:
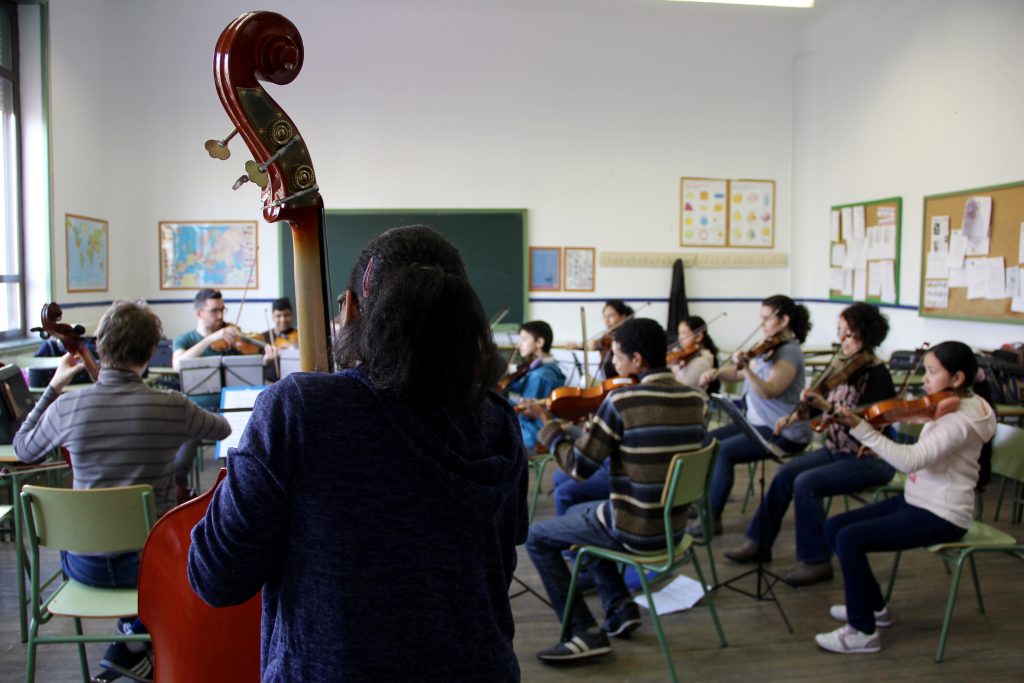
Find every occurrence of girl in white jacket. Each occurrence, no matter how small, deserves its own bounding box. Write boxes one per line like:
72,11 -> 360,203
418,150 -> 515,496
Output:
816,341 -> 996,654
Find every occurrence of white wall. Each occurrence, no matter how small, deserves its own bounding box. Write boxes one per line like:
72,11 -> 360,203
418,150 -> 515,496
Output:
38,0 -> 1024,355
792,0 -> 1024,356
43,0 -> 805,341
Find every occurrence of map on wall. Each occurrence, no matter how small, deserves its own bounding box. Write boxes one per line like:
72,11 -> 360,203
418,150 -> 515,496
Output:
728,179 -> 775,248
159,221 -> 257,290
680,177 -> 728,247
65,214 -> 108,292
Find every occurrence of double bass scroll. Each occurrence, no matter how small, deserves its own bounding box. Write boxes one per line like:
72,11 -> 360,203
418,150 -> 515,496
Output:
210,11 -> 331,372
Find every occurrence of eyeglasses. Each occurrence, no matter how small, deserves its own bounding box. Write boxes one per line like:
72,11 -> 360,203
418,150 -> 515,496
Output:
205,306 -> 226,314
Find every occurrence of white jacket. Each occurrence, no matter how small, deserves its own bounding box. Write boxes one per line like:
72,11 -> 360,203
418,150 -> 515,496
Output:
851,394 -> 997,529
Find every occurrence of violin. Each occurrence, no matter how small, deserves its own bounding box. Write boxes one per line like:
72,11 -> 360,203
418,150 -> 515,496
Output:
736,333 -> 786,370
497,359 -> 532,393
209,323 -> 270,354
516,376 -> 637,421
803,351 -> 875,432
667,342 -> 700,365
272,328 -> 299,349
33,302 -> 100,383
860,390 -> 960,427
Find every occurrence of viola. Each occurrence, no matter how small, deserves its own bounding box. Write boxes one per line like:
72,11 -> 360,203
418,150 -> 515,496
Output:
860,390 -> 960,427
497,359 -> 532,393
33,302 -> 100,382
516,376 -> 637,421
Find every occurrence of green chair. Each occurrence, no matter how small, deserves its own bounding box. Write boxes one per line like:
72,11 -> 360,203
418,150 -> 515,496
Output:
21,484 -> 156,683
991,423 -> 1024,524
884,520 -> 1024,662
527,452 -> 554,524
560,440 -> 727,683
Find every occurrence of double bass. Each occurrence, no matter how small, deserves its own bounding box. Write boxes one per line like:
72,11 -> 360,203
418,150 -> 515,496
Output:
138,12 -> 329,681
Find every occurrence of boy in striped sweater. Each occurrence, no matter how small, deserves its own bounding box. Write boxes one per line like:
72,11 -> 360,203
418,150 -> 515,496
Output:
524,318 -> 707,663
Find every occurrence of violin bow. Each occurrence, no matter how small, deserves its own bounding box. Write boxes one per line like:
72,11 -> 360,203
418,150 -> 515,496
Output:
580,306 -> 591,387
667,311 -> 727,352
899,343 -> 930,399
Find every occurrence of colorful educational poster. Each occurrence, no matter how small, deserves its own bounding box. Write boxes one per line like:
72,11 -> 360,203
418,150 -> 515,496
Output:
528,247 -> 561,291
65,214 -> 108,292
680,177 -> 728,246
728,180 -> 774,247
159,221 -> 257,290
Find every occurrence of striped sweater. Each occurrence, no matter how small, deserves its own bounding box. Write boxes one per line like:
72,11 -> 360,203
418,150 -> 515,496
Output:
539,370 -> 707,551
14,368 -> 231,517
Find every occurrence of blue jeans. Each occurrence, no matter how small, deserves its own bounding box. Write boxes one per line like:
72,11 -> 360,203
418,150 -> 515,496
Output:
745,447 -> 896,563
825,497 -> 965,633
61,551 -> 140,589
708,422 -> 807,518
526,501 -> 633,634
553,460 -> 610,515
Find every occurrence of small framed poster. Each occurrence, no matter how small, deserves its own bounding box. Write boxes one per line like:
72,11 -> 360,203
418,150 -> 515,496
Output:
564,247 -> 595,292
529,247 -> 561,291
680,177 -> 728,247
65,214 -> 109,292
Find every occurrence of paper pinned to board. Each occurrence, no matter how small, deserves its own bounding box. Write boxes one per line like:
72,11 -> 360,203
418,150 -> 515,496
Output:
879,261 -> 897,304
924,280 -> 949,309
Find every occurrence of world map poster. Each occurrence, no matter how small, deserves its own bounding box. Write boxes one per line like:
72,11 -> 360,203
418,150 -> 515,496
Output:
66,214 -> 108,292
159,221 -> 258,290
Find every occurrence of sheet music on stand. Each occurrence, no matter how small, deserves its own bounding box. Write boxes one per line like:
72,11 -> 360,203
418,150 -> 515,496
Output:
551,349 -> 605,387
216,385 -> 266,459
711,393 -> 786,461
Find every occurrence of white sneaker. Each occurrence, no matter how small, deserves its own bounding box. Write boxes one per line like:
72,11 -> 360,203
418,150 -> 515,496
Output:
815,624 -> 881,654
828,603 -> 893,628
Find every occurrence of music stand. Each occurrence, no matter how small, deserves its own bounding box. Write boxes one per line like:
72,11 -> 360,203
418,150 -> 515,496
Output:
711,393 -> 794,633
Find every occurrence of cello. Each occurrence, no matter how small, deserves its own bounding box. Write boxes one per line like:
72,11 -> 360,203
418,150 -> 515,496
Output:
33,302 -> 100,383
138,12 -> 329,681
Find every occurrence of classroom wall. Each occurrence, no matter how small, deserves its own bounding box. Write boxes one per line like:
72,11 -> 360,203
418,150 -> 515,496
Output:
791,0 -> 1024,355
36,0 -> 1024,356
41,0 -> 804,341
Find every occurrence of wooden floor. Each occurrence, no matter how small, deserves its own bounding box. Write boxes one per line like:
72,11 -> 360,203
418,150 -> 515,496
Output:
2,455 -> 1023,682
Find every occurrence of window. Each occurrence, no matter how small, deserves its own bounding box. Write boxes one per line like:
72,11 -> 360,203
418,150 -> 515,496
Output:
0,1 -> 22,339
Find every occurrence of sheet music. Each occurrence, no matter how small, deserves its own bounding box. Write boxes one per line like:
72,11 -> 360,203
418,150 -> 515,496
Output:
216,386 -> 266,458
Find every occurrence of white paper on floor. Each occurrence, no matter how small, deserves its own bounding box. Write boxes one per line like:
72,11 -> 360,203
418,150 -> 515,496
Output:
632,574 -> 708,615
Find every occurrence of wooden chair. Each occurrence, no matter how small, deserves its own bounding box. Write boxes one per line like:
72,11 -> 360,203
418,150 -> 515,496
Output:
21,484 -> 155,683
560,440 -> 726,683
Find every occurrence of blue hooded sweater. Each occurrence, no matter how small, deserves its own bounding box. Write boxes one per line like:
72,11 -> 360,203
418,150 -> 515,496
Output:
506,359 -> 566,449
188,368 -> 528,682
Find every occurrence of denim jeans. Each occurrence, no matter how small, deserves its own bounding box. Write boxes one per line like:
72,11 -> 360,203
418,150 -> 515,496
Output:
745,447 -> 896,563
552,460 -> 610,515
708,422 -> 807,518
526,501 -> 633,634
825,497 -> 965,633
61,550 -> 140,589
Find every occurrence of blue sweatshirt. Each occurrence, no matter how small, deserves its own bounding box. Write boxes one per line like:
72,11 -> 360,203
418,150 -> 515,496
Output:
506,358 -> 566,449
188,368 -> 527,682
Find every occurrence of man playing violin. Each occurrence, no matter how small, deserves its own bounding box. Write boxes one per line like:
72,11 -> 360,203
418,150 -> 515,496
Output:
721,303 -> 896,586
505,320 -> 566,451
523,318 -> 707,663
14,301 -> 231,682
260,296 -> 299,382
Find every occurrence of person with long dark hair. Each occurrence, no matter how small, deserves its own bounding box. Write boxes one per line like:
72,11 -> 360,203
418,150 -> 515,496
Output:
722,303 -> 896,586
189,226 -> 527,681
669,315 -> 720,389
691,294 -> 813,537
816,341 -> 996,654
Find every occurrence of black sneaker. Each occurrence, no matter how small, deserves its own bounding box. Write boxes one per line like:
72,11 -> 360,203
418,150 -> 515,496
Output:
90,670 -> 122,683
100,642 -> 153,683
537,629 -> 611,663
602,602 -> 642,638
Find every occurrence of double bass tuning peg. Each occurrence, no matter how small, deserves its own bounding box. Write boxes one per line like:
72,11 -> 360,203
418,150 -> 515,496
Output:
204,127 -> 238,160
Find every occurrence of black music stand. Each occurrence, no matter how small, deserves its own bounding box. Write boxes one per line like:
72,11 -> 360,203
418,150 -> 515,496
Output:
711,393 -> 794,633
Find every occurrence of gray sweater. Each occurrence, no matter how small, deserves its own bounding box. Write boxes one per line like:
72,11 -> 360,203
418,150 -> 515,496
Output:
14,367 -> 230,516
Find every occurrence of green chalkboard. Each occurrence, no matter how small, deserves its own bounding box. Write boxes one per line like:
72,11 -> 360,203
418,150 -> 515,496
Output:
280,209 -> 527,329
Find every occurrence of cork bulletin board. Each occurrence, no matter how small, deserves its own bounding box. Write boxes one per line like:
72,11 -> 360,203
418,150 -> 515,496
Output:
920,180 -> 1024,323
827,197 -> 902,305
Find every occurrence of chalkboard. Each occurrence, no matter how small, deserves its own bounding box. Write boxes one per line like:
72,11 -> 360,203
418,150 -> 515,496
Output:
280,209 -> 527,328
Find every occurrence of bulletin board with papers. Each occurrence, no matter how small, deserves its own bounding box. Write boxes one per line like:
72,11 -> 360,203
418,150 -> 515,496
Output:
827,197 -> 902,306
920,181 -> 1024,323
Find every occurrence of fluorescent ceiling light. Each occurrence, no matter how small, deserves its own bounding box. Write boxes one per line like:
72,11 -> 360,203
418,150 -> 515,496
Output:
664,0 -> 815,7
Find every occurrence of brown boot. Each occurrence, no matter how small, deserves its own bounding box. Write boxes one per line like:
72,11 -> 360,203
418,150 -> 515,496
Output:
723,538 -> 771,564
782,561 -> 833,586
